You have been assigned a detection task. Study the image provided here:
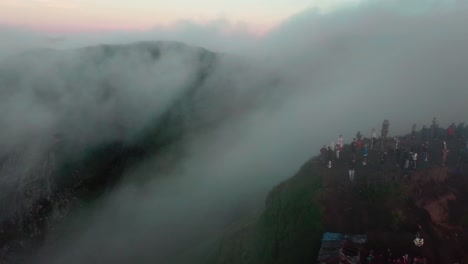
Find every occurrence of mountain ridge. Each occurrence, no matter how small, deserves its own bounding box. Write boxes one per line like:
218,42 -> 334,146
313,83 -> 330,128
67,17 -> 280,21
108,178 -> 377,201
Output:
0,39 -> 287,263
0,41 -> 234,262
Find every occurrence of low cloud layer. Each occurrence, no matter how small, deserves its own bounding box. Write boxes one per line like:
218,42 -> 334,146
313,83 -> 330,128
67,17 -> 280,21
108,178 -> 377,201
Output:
1,0 -> 468,263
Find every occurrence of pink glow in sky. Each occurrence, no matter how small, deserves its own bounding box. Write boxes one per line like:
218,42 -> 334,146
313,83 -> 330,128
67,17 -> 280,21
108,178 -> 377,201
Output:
0,0 -> 363,33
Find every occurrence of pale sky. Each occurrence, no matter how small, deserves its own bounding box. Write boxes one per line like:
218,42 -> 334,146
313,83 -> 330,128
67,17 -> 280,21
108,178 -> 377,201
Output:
0,0 -> 363,33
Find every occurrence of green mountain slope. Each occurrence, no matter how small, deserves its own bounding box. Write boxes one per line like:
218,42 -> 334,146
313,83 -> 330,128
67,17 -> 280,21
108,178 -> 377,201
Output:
209,163 -> 324,264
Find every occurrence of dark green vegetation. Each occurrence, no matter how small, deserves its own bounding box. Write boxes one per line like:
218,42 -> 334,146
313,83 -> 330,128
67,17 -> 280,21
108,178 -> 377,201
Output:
209,164 -> 324,264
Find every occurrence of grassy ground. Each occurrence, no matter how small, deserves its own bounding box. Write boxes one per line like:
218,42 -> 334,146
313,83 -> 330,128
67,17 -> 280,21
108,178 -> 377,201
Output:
208,163 -> 324,264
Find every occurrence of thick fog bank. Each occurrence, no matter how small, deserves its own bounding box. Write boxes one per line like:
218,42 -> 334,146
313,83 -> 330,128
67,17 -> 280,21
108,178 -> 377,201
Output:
0,1 -> 468,263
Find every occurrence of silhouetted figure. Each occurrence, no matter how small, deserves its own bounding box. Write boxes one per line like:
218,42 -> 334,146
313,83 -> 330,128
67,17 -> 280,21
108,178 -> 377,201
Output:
403,150 -> 410,170
366,250 -> 375,263
334,143 -> 341,160
431,117 -> 439,139
371,128 -> 377,149
380,151 -> 388,165
457,122 -> 465,139
381,120 -> 390,148
411,151 -> 418,169
421,125 -> 428,141
320,145 -> 327,161
336,135 -> 343,160
362,144 -> 368,165
356,131 -> 362,141
356,139 -> 363,153
348,159 -> 356,182
456,146 -> 466,167
442,148 -> 449,166
395,148 -> 402,167
411,124 -> 417,140
327,146 -> 333,168
447,123 -> 456,140
394,136 -> 400,150
385,249 -> 393,263
421,142 -> 429,163
351,138 -> 357,159
337,135 -> 344,149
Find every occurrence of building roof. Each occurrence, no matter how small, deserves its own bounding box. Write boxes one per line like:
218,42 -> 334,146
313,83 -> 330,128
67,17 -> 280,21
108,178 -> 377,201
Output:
317,232 -> 367,264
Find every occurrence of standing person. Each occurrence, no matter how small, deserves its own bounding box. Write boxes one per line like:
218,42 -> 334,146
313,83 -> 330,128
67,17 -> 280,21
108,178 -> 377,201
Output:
351,138 -> 357,159
362,144 -> 369,165
380,151 -> 389,165
335,143 -> 341,161
349,159 -> 356,182
421,142 -> 429,163
457,146 -> 466,167
367,250 -> 375,264
320,145 -> 327,162
447,123 -> 456,140
402,254 -> 409,264
337,135 -> 344,150
327,146 -> 334,168
432,117 -> 439,139
403,150 -> 410,170
381,120 -> 390,149
356,131 -> 362,141
394,137 -> 400,150
412,151 -> 418,169
381,120 -> 390,138
457,122 -> 465,139
395,147 -> 402,167
371,128 -> 377,149
411,124 -> 417,140
336,135 -> 344,160
421,125 -> 428,141
356,138 -> 363,153
442,148 -> 449,167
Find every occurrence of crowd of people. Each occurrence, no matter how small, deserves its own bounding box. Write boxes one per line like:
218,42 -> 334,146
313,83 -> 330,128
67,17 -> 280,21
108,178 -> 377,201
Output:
318,118 -> 468,182
317,118 -> 467,264
365,249 -> 427,264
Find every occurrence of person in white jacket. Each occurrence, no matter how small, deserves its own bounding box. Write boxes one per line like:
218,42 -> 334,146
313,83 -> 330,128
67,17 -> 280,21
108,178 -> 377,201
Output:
371,128 -> 377,149
337,135 -> 343,148
412,152 -> 418,169
336,135 -> 344,160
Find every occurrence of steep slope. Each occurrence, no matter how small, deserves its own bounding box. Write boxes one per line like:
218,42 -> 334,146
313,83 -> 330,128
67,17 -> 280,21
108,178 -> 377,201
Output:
210,163 -> 324,264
